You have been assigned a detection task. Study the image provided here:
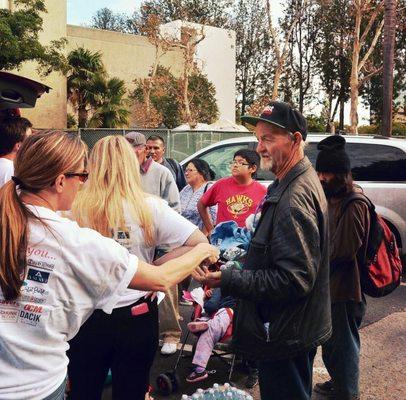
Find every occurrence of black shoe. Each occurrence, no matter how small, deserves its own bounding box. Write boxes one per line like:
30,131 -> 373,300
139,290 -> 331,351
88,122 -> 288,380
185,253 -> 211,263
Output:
245,370 -> 259,389
314,380 -> 335,397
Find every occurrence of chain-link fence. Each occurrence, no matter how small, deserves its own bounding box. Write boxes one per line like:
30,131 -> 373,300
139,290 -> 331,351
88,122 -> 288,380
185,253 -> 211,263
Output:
78,128 -> 251,161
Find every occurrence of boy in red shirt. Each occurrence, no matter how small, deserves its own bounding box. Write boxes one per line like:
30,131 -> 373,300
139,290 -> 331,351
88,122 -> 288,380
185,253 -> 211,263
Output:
198,149 -> 267,235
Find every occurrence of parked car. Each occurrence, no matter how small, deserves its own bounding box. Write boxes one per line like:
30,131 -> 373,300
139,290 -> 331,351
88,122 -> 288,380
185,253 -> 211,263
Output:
180,134 -> 406,263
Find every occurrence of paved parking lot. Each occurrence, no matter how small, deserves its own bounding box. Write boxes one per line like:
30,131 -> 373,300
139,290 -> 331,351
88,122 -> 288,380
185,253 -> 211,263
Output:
102,279 -> 406,400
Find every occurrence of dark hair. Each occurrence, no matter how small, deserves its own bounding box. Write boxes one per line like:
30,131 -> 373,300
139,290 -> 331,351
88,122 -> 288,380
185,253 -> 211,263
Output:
0,117 -> 32,156
147,135 -> 165,146
234,149 -> 260,178
187,158 -> 215,181
332,172 -> 354,197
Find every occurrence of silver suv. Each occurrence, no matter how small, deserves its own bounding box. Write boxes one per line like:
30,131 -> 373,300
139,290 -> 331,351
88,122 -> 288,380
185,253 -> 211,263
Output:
180,134 -> 406,263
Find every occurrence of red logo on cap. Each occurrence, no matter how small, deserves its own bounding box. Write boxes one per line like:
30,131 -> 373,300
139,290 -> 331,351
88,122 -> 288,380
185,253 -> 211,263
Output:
262,106 -> 274,116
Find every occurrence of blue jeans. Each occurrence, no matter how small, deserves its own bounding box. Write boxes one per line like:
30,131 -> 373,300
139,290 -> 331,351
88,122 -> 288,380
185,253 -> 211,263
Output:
321,300 -> 366,398
258,349 -> 317,400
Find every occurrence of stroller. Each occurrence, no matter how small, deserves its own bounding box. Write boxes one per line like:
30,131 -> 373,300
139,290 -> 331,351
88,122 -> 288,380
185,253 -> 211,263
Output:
156,263 -> 237,396
156,222 -> 249,396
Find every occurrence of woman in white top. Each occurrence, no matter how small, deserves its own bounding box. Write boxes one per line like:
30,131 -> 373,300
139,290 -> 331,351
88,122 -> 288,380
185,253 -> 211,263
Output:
67,136 -> 209,400
0,131 -> 217,400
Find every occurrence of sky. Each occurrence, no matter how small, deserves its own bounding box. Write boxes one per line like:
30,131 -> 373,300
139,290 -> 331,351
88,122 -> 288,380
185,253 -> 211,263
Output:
67,0 -> 143,26
67,0 -> 284,26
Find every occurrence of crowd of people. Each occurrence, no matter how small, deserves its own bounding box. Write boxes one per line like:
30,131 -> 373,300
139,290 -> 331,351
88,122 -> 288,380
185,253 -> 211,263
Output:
0,100 -> 372,400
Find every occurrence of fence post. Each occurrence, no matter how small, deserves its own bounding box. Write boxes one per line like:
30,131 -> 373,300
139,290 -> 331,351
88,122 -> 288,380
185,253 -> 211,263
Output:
167,129 -> 171,158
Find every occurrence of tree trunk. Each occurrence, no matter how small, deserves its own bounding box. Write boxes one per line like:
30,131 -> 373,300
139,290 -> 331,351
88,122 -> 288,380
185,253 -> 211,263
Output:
382,0 -> 397,137
349,5 -> 362,135
78,104 -> 88,128
339,97 -> 345,130
272,65 -> 283,100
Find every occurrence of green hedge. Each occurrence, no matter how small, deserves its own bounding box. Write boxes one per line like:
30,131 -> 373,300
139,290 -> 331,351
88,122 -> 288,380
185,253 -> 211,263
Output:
358,122 -> 406,137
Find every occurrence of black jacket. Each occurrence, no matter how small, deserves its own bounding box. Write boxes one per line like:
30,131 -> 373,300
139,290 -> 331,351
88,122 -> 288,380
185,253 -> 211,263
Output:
220,157 -> 331,361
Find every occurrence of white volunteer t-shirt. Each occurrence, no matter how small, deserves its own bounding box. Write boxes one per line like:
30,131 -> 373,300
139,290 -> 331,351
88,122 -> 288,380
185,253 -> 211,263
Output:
0,158 -> 14,187
112,196 -> 198,308
0,205 -> 137,400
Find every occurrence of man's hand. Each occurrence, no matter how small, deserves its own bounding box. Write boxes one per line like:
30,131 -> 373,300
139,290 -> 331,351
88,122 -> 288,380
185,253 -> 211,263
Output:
204,271 -> 222,288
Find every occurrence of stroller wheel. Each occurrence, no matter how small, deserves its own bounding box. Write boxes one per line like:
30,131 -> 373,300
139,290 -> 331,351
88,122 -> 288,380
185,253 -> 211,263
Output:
156,371 -> 179,395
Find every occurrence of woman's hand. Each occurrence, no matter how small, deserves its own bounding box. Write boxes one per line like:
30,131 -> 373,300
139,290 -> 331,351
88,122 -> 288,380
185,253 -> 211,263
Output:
192,243 -> 219,266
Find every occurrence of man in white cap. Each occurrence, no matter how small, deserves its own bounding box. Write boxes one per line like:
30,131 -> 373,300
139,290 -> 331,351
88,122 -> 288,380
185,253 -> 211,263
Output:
125,131 -> 183,355
125,131 -> 180,211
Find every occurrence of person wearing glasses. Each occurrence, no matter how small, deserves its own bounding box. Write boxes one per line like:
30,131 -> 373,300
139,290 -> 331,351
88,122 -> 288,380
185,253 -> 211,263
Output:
0,131 -> 218,400
197,149 -> 267,235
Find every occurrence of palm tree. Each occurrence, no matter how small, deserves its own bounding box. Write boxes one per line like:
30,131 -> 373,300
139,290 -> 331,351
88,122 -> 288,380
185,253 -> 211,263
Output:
382,0 -> 397,137
88,75 -> 130,128
67,48 -> 105,128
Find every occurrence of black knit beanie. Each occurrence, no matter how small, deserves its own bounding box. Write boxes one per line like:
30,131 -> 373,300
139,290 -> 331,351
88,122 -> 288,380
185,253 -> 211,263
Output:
316,135 -> 351,174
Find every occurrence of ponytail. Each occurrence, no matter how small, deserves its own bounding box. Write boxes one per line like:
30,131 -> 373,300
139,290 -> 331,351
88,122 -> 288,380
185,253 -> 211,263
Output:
0,130 -> 87,301
0,180 -> 30,300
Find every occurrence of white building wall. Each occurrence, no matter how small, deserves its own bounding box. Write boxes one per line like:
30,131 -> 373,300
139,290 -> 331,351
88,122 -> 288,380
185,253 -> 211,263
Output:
161,21 -> 236,122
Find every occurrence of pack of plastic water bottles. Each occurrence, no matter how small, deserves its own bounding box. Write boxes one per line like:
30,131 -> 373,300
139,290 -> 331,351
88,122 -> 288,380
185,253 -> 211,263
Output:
182,382 -> 253,399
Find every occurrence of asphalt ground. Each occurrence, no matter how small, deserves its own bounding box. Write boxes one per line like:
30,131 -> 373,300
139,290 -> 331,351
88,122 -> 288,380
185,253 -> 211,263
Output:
101,276 -> 406,400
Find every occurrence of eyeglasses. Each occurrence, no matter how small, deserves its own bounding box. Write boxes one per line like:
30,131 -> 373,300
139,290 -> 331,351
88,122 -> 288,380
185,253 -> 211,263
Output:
65,172 -> 89,183
229,160 -> 250,167
185,168 -> 198,173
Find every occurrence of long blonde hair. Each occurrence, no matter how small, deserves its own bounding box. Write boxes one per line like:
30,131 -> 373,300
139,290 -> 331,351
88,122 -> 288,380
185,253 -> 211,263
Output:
72,135 -> 155,246
0,131 -> 87,300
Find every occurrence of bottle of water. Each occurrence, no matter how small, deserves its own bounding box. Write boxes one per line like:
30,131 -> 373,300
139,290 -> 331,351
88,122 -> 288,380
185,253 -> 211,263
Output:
203,389 -> 215,400
181,395 -> 189,400
191,393 -> 201,400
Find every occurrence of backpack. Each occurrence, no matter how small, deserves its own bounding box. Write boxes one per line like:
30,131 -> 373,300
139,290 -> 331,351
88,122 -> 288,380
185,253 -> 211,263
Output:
341,192 -> 402,298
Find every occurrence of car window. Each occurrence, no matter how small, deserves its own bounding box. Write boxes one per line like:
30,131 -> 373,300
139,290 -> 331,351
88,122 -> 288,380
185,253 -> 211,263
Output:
198,143 -> 250,179
304,142 -> 318,165
347,143 -> 406,182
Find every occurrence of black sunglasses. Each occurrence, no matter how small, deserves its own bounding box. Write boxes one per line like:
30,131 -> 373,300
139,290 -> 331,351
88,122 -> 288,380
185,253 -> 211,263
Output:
64,172 -> 89,183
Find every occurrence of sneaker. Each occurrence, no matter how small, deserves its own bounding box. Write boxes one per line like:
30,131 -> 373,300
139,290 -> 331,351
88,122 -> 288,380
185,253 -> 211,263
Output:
245,370 -> 259,389
160,342 -> 177,355
314,380 -> 335,397
179,300 -> 193,306
186,369 -> 208,383
187,321 -> 209,333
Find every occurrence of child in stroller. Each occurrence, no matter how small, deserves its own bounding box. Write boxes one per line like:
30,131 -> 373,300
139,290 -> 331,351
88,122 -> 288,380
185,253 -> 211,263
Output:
186,286 -> 235,383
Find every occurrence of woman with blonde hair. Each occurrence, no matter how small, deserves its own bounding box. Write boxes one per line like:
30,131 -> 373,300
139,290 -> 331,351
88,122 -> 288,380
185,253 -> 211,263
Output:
0,131 -> 217,400
68,135 -> 209,400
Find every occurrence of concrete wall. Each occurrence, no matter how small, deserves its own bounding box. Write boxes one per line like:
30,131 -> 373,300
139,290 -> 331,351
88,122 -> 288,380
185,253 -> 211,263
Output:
11,0 -> 67,129
66,25 -> 185,127
161,21 -> 236,122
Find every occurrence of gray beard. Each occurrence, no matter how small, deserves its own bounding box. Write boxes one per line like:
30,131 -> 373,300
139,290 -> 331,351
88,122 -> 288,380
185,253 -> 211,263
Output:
260,156 -> 273,171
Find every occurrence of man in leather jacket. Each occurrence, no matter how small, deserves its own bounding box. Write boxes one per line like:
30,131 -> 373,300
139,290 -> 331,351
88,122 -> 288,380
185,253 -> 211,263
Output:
203,101 -> 331,400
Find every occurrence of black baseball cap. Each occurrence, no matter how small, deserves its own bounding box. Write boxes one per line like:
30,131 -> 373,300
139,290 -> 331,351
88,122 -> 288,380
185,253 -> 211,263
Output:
241,101 -> 308,141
